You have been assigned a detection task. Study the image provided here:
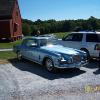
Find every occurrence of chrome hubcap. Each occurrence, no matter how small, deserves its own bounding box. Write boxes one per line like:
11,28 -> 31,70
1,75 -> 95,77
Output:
46,59 -> 53,71
17,52 -> 21,60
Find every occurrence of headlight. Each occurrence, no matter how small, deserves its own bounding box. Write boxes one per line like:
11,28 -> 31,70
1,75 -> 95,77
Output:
67,57 -> 73,64
58,55 -> 73,64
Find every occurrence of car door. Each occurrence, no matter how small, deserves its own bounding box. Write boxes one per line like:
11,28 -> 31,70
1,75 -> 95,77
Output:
86,34 -> 100,57
61,33 -> 83,49
21,39 -> 39,62
20,39 -> 30,58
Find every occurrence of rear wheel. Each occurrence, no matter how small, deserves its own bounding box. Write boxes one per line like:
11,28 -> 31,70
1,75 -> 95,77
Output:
45,58 -> 56,72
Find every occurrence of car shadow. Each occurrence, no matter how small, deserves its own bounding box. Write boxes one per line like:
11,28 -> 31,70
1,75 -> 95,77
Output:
93,69 -> 100,75
8,58 -> 86,80
85,59 -> 99,69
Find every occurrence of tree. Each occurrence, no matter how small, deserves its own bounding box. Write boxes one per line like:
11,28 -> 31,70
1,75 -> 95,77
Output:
22,16 -> 100,35
22,23 -> 31,36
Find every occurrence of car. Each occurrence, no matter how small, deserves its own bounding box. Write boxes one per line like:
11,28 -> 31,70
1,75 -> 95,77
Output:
58,31 -> 100,59
13,37 -> 87,72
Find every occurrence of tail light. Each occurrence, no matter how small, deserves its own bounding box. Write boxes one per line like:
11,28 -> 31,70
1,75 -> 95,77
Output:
94,44 -> 100,50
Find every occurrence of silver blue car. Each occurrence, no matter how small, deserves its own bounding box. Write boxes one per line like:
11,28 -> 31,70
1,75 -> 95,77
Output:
13,37 -> 87,72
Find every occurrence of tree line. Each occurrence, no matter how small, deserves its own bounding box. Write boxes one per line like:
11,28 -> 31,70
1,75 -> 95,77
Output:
22,16 -> 100,36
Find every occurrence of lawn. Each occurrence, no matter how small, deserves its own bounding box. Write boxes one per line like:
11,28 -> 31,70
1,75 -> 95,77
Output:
0,51 -> 16,60
52,32 -> 69,39
0,40 -> 22,49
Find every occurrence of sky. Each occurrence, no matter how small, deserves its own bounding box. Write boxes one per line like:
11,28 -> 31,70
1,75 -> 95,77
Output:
18,0 -> 100,21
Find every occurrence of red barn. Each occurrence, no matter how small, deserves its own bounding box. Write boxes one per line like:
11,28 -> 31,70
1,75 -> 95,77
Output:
0,0 -> 22,41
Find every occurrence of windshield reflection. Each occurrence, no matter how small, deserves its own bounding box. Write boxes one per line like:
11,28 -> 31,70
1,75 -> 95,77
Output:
39,39 -> 57,46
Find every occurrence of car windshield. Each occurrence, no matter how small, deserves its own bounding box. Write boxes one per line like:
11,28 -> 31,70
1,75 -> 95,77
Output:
39,39 -> 56,46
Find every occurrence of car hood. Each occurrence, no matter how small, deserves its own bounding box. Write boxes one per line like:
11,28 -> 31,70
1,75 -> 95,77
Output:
41,45 -> 80,55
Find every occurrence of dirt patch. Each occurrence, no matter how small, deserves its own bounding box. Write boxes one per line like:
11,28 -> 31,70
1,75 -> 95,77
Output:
0,59 -> 9,64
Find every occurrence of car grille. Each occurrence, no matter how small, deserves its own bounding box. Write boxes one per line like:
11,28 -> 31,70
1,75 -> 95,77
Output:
72,55 -> 81,63
81,55 -> 87,61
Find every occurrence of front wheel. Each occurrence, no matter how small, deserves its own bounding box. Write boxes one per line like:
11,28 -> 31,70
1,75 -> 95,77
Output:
45,58 -> 56,72
81,49 -> 90,60
17,51 -> 22,61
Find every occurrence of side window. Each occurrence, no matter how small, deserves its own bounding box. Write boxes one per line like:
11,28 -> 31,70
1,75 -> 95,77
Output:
40,39 -> 47,46
22,39 -> 37,47
64,34 -> 74,41
26,39 -> 37,47
21,39 -> 28,46
86,34 -> 100,42
64,33 -> 83,42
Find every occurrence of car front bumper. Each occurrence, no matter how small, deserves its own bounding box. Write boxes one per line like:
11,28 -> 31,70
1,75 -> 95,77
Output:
54,61 -> 88,69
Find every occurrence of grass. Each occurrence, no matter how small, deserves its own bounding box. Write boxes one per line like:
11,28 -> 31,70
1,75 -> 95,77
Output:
52,32 -> 69,39
0,51 -> 16,60
0,40 -> 22,49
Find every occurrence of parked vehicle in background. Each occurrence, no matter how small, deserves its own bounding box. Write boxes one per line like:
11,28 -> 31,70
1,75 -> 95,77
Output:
13,37 -> 87,72
58,31 -> 100,58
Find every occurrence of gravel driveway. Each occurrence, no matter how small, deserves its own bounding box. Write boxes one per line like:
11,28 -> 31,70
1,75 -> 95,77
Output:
0,59 -> 100,100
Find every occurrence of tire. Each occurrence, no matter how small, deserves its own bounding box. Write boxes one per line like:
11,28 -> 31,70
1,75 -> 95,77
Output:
45,58 -> 56,72
74,68 -> 80,70
81,49 -> 90,60
17,51 -> 22,61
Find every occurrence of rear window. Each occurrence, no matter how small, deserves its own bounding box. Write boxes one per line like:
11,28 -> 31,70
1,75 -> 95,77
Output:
86,34 -> 100,42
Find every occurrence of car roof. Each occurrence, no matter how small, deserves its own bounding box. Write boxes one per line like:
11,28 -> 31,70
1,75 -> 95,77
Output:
71,31 -> 100,34
23,36 -> 51,40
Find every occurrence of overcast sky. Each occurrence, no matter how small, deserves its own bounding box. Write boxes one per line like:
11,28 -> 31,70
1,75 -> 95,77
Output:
18,0 -> 100,21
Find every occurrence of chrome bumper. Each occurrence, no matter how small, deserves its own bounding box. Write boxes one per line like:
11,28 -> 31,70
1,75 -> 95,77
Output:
55,61 -> 88,69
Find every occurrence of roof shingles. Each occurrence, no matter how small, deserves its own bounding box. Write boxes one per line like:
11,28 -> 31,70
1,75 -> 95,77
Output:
0,0 -> 16,19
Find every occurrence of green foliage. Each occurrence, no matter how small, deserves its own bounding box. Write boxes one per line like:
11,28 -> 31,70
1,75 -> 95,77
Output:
22,16 -> 100,36
53,32 -> 69,39
22,23 -> 31,36
0,40 -> 22,49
